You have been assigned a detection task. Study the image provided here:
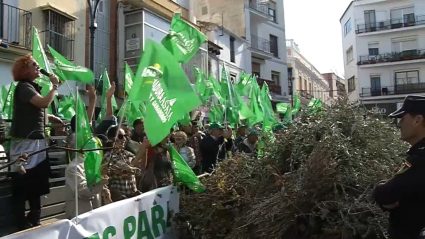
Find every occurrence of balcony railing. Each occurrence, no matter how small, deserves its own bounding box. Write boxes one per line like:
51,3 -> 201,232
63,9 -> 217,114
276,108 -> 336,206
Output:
299,90 -> 314,100
256,77 -> 282,95
0,3 -> 32,50
360,83 -> 425,97
358,49 -> 425,65
41,30 -> 75,61
248,0 -> 270,16
251,34 -> 271,54
356,15 -> 425,34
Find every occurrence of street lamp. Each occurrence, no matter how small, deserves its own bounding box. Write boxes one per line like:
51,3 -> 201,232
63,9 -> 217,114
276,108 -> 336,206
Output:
87,0 -> 101,72
287,67 -> 294,107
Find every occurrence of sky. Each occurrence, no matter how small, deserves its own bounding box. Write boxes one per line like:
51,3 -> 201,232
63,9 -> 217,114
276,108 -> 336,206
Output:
284,0 -> 352,78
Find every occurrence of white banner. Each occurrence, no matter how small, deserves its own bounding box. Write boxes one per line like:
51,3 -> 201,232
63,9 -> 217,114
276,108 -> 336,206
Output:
1,186 -> 180,239
72,186 -> 179,238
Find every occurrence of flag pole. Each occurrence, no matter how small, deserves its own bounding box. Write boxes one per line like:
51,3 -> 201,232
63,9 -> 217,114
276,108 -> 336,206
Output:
64,81 -> 74,99
115,97 -> 128,141
74,86 -> 79,224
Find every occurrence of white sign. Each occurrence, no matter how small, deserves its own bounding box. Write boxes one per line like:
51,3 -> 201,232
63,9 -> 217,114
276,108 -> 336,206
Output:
2,186 -> 180,239
126,38 -> 141,51
372,106 -> 386,115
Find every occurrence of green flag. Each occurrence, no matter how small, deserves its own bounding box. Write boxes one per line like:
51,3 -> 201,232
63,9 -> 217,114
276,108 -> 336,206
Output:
32,27 -> 53,96
117,100 -> 144,126
276,102 -> 290,114
260,83 -> 278,125
2,83 -> 16,120
129,40 -> 202,146
178,113 -> 191,126
291,92 -> 302,115
124,63 -> 134,95
248,81 -> 264,126
76,92 -> 103,186
1,86 -> 8,107
209,75 -> 224,104
48,45 -> 94,84
170,145 -> 205,193
193,66 -> 213,103
97,69 -> 117,124
236,73 -> 253,96
161,13 -> 207,63
220,65 -> 231,100
58,96 -> 76,121
209,101 -> 224,124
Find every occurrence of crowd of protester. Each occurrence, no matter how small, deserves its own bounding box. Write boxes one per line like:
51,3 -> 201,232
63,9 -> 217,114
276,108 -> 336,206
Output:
5,54 -> 260,232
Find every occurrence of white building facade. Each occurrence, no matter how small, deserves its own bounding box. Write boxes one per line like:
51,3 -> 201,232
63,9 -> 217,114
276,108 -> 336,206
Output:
340,0 -> 425,115
286,40 -> 330,106
245,0 -> 288,104
206,27 -> 251,83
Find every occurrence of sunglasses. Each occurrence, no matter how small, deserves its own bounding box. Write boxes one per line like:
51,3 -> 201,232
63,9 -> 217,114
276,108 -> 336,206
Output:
117,134 -> 127,140
31,62 -> 40,68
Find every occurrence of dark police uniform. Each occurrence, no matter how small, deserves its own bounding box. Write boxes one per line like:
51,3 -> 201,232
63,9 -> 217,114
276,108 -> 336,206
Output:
373,95 -> 425,239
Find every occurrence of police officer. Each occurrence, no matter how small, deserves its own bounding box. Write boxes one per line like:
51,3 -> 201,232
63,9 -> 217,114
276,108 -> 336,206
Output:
373,95 -> 425,239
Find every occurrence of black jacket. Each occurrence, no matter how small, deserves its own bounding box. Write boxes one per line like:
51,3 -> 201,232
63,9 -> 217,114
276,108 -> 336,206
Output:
237,139 -> 258,158
201,135 -> 233,173
373,138 -> 425,239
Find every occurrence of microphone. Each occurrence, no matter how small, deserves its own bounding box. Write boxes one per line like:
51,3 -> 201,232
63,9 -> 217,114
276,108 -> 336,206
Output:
40,69 -> 63,85
40,69 -> 51,77
0,39 -> 8,49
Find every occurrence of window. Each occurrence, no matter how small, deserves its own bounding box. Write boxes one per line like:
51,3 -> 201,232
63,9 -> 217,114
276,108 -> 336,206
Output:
346,46 -> 353,63
364,10 -> 376,29
298,76 -> 302,91
368,43 -> 379,55
390,7 -> 414,23
43,9 -> 75,60
392,37 -> 417,52
268,1 -> 276,22
230,36 -> 235,63
370,76 -> 381,96
202,6 -> 208,15
271,71 -> 280,85
348,76 -> 355,93
344,18 -> 352,36
395,71 -> 419,85
252,62 -> 260,77
230,73 -> 237,83
270,35 -> 278,57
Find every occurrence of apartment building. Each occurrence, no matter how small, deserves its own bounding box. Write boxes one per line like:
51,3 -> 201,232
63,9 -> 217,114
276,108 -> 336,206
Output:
117,0 -> 207,97
192,0 -> 289,105
286,40 -> 330,106
322,72 -> 346,102
340,0 -> 425,116
0,0 -> 86,95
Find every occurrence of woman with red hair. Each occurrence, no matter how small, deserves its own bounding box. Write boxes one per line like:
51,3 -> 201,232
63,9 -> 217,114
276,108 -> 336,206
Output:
9,54 -> 63,231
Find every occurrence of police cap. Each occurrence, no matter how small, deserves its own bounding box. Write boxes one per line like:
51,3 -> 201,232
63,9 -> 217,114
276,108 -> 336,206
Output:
389,95 -> 425,118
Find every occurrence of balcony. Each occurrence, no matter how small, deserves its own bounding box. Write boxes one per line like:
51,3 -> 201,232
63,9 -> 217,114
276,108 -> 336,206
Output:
0,3 -> 32,50
247,0 -> 274,22
360,83 -> 425,97
358,49 -> 425,66
250,34 -> 273,59
257,77 -> 282,95
299,90 -> 314,100
356,15 -> 425,34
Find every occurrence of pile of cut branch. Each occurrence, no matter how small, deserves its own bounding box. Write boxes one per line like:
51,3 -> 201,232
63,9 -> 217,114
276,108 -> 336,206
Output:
178,100 -> 407,239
